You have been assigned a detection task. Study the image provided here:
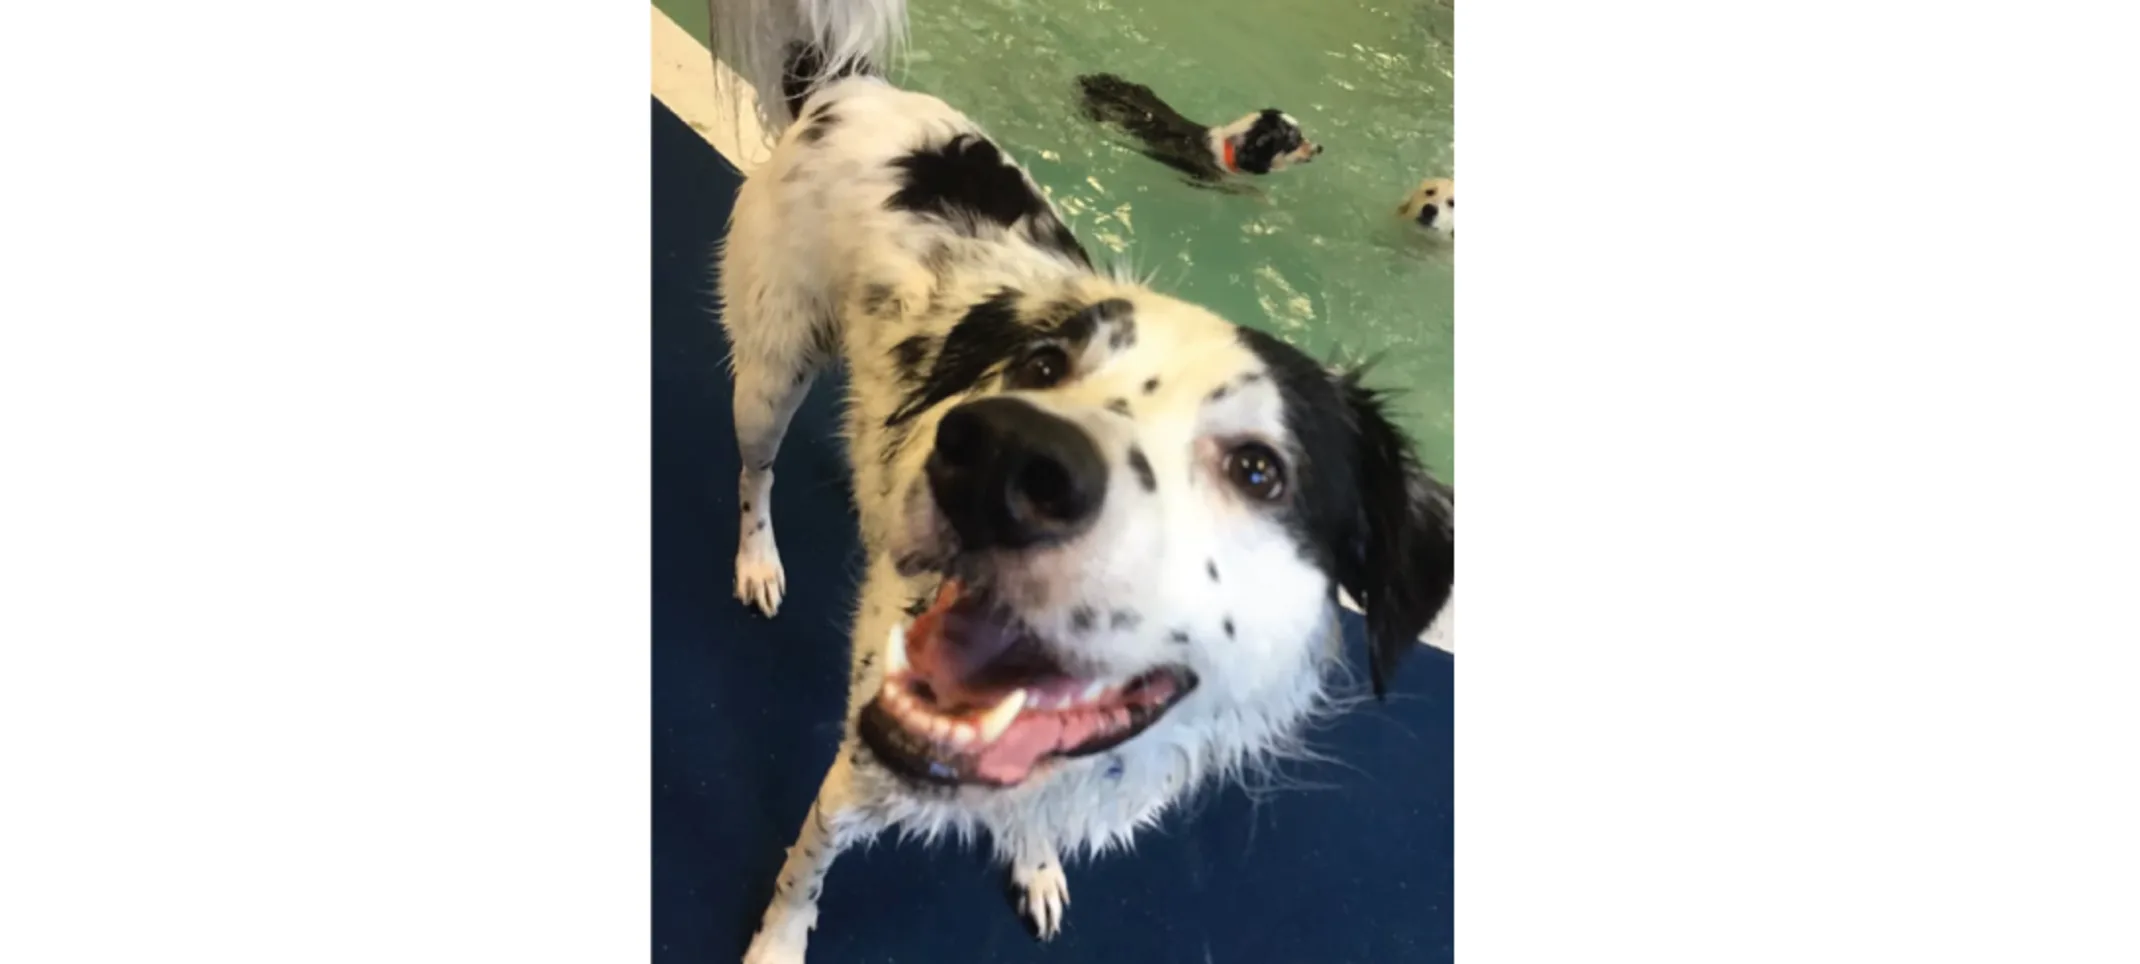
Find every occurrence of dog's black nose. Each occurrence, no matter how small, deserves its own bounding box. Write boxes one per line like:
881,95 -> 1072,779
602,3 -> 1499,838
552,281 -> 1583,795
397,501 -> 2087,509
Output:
927,397 -> 1108,550
1417,205 -> 1439,226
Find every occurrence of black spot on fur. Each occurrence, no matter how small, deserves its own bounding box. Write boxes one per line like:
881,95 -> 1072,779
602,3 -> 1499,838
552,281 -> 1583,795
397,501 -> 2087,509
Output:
1071,606 -> 1095,632
1207,384 -> 1230,403
756,521 -> 766,532
891,335 -> 933,386
1108,315 -> 1138,350
886,290 -> 1030,426
1223,617 -> 1235,639
1106,398 -> 1131,417
797,109 -> 838,144
1168,629 -> 1190,644
862,282 -> 897,317
807,317 -> 839,365
1127,447 -> 1156,492
1109,610 -> 1140,630
1143,377 -> 1160,394
792,370 -> 809,386
886,135 -> 1091,268
741,502 -> 750,512
1207,559 -> 1219,582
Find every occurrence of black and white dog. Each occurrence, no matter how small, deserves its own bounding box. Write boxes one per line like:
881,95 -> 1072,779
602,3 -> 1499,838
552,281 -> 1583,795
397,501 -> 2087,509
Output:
1076,72 -> 1322,182
708,2 -> 1452,961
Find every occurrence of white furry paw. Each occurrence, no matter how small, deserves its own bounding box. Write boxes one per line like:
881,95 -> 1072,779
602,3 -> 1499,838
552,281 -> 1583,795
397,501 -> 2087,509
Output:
1012,857 -> 1070,941
734,534 -> 786,617
740,925 -> 807,964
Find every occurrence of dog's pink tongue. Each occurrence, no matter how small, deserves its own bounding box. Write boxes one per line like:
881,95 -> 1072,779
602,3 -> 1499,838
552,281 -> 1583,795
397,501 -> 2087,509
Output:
970,707 -> 1123,785
905,580 -> 1024,709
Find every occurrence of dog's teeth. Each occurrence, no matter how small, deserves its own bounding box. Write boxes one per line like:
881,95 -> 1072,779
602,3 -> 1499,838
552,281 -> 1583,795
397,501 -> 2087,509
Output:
974,689 -> 1028,743
885,621 -> 909,674
949,722 -> 977,746
1079,681 -> 1109,704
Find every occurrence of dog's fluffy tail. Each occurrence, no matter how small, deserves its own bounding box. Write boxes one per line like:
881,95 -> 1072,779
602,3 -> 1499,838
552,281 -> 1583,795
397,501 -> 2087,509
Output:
707,0 -> 907,134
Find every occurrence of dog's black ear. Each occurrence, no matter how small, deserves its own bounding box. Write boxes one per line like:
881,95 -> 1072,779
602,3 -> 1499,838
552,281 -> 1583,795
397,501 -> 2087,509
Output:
1333,376 -> 1454,698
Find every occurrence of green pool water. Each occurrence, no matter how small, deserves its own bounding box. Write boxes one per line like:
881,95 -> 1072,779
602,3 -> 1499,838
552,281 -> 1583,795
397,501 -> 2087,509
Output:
671,0 -> 1453,475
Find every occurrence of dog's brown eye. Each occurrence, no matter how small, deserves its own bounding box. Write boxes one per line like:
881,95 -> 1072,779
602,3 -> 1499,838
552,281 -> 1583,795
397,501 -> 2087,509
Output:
1224,443 -> 1287,501
1008,345 -> 1071,390
1446,197 -> 1453,208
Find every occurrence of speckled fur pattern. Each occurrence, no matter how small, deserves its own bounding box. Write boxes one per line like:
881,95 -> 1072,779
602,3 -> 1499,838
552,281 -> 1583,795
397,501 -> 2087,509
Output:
711,5 -> 1452,963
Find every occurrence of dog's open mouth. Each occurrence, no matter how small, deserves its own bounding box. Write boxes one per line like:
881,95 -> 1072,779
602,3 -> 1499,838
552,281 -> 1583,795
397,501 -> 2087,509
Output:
858,579 -> 1198,788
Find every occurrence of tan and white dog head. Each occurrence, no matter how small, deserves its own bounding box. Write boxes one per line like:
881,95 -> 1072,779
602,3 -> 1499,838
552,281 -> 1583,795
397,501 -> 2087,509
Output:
1398,177 -> 1455,237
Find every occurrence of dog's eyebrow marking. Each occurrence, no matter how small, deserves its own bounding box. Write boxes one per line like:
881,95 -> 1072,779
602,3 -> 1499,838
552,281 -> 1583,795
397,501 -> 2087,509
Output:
886,289 -> 1029,426
1106,398 -> 1131,417
1127,447 -> 1156,492
891,334 -> 933,386
796,109 -> 839,145
1071,606 -> 1096,632
1143,377 -> 1160,394
1107,314 -> 1138,351
1109,610 -> 1140,630
1207,560 -> 1220,582
1168,629 -> 1190,644
1222,617 -> 1235,639
861,282 -> 897,316
1049,297 -> 1133,346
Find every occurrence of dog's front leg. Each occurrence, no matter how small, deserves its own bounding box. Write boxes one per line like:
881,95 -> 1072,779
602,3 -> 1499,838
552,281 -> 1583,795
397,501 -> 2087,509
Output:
1002,832 -> 1070,941
743,750 -> 875,964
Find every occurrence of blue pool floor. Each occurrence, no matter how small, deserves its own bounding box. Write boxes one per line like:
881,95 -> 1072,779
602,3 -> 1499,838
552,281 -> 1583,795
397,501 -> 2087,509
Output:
651,97 -> 1454,964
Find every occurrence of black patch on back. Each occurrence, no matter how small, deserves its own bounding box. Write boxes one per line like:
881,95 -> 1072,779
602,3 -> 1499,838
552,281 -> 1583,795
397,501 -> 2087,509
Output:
1127,447 -> 1156,492
887,134 -> 1092,268
885,290 -> 1031,426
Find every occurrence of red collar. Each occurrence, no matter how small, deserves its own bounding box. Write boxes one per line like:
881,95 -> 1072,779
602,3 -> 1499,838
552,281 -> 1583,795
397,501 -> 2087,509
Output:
1221,139 -> 1239,173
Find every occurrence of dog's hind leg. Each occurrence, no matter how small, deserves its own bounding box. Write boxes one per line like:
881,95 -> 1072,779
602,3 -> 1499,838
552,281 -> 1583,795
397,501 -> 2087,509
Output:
722,268 -> 834,617
1002,833 -> 1071,941
744,750 -> 877,964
